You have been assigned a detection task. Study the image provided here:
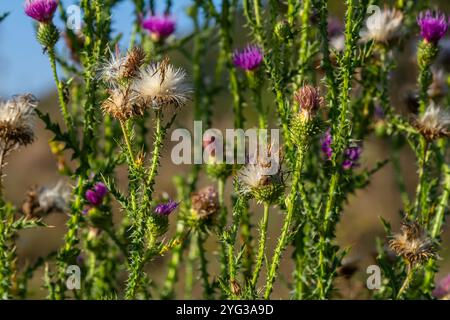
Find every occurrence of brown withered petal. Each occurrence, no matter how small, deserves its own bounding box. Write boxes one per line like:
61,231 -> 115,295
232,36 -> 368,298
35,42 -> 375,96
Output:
389,221 -> 435,266
120,47 -> 147,80
294,85 -> 324,113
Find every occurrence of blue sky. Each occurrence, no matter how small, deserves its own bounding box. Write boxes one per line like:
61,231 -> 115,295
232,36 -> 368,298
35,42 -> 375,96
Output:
0,0 -> 194,97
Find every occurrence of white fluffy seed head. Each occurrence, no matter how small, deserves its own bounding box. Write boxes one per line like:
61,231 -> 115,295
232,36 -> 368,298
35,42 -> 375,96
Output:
0,94 -> 38,147
414,104 -> 450,141
38,180 -> 72,213
132,59 -> 191,109
360,9 -> 403,43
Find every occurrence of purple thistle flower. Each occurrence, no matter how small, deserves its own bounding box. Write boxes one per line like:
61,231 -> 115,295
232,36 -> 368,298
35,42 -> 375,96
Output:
433,274 -> 450,299
154,199 -> 179,216
233,45 -> 263,71
342,146 -> 362,170
321,129 -> 333,160
142,15 -> 176,40
24,0 -> 58,23
417,10 -> 449,44
85,182 -> 108,207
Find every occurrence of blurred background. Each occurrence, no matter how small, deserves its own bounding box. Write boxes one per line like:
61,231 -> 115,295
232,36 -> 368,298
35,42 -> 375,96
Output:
0,0 -> 449,299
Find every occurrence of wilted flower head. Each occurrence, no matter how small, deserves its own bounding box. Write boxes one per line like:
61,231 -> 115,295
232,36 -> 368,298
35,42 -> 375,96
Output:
360,8 -> 403,43
85,182 -> 108,207
132,57 -> 191,109
191,186 -> 219,219
102,88 -> 143,121
342,145 -> 362,170
389,221 -> 435,266
154,199 -> 179,216
24,0 -> 58,23
433,274 -> 450,299
321,129 -> 333,160
294,85 -> 324,122
98,47 -> 146,86
233,45 -> 263,71
413,104 -> 450,141
238,145 -> 284,204
38,180 -> 71,213
417,10 -> 449,44
0,94 -> 37,148
142,15 -> 176,41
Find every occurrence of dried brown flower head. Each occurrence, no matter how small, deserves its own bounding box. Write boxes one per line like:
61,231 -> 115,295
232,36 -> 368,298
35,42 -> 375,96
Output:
121,47 -> 146,80
0,94 -> 37,147
102,88 -> 144,121
389,221 -> 435,266
413,104 -> 450,141
191,186 -> 219,219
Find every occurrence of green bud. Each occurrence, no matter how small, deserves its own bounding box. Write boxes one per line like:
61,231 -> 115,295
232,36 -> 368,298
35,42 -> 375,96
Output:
37,22 -> 60,49
274,20 -> 293,40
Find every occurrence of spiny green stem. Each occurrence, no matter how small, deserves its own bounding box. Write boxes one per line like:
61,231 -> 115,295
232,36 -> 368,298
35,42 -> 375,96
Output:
264,146 -> 306,299
251,202 -> 269,292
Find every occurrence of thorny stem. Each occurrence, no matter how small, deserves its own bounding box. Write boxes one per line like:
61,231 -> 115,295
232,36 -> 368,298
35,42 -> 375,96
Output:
218,178 -> 228,281
120,120 -> 136,165
47,47 -> 73,131
251,202 -> 269,292
397,264 -> 414,299
264,145 -> 306,299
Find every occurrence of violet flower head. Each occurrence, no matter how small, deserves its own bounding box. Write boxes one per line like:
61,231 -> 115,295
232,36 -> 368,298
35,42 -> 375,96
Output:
342,146 -> 362,170
85,182 -> 108,207
24,0 -> 58,23
233,45 -> 263,71
433,274 -> 450,299
417,10 -> 449,44
142,15 -> 176,40
154,200 -> 179,216
321,129 -> 333,160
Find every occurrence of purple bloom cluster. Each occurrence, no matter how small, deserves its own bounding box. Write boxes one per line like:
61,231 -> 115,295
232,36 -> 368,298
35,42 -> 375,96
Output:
321,130 -> 362,170
342,146 -> 362,170
85,182 -> 108,207
233,45 -> 263,71
433,274 -> 450,299
321,129 -> 333,160
154,199 -> 179,216
417,11 -> 449,43
142,15 -> 176,40
24,0 -> 58,23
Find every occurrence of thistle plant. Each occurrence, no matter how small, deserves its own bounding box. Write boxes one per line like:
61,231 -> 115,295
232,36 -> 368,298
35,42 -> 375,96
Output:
0,0 -> 450,301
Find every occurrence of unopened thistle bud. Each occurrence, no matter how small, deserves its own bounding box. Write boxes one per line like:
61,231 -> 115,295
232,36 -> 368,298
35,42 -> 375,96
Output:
413,104 -> 450,141
389,221 -> 435,266
149,199 -> 179,237
36,20 -> 59,49
274,20 -> 293,40
291,85 -> 324,142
